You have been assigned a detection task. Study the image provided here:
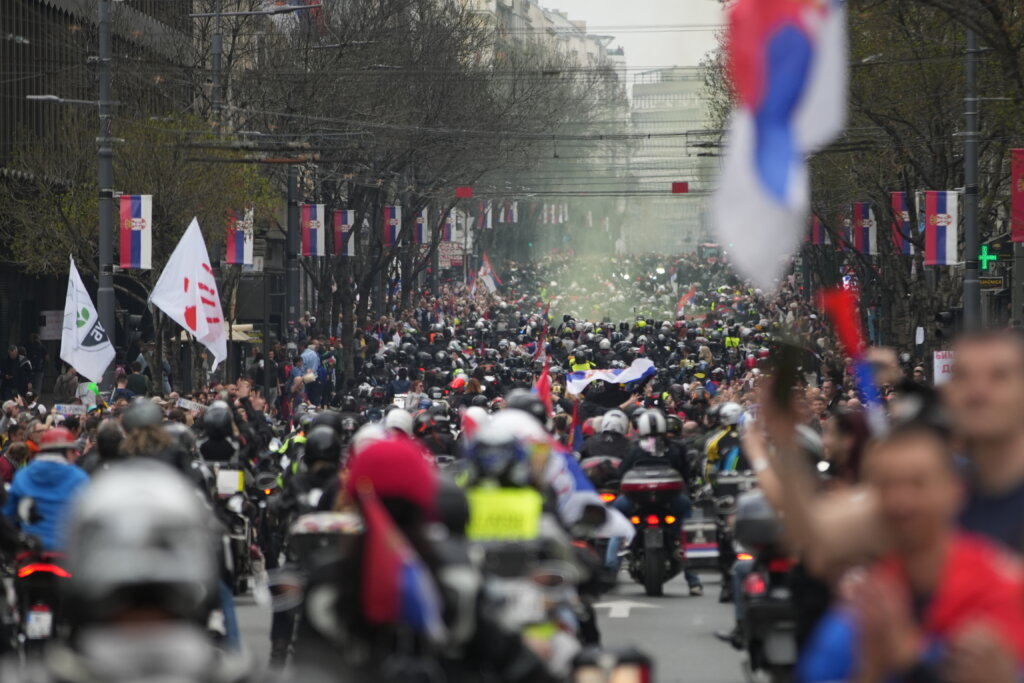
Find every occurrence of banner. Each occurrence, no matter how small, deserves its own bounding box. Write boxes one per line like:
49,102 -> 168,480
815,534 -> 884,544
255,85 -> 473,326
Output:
383,205 -> 401,247
1013,150 -> 1024,242
851,202 -> 877,255
806,214 -> 829,245
225,207 -> 254,266
920,191 -> 959,266
890,192 -> 913,255
413,208 -> 428,245
334,210 -> 356,257
60,256 -> 115,383
150,218 -> 227,370
566,358 -> 656,396
119,194 -> 152,270
300,203 -> 326,257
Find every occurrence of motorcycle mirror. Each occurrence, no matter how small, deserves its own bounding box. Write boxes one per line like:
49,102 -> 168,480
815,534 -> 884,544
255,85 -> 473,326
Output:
226,494 -> 245,514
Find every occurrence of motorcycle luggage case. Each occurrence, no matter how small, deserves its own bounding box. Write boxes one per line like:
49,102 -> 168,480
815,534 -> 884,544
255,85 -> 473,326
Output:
734,491 -> 783,548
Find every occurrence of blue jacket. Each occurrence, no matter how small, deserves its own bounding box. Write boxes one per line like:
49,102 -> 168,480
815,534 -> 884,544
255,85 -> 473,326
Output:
3,458 -> 89,550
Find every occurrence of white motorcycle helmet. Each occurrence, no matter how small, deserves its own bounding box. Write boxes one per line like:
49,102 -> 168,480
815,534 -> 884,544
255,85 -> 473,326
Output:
718,402 -> 743,427
635,409 -> 667,437
601,409 -> 629,435
63,460 -> 219,623
384,408 -> 414,436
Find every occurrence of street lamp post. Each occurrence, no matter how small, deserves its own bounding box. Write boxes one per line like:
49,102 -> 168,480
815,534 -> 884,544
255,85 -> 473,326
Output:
963,28 -> 980,330
97,0 -> 116,388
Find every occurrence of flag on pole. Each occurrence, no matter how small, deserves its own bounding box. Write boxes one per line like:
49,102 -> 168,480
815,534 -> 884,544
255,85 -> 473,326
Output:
383,206 -> 401,247
1012,150 -> 1024,242
890,192 -> 914,255
481,201 -> 493,230
806,215 -> 829,245
478,253 -> 501,294
300,203 -> 326,257
921,191 -> 959,266
60,257 -> 114,383
334,210 -> 356,257
442,211 -> 454,242
851,202 -> 877,255
118,195 -> 152,270
509,200 -> 518,223
533,359 -> 553,418
150,219 -> 227,370
676,284 -> 698,316
413,208 -> 428,245
225,208 -> 254,266
712,0 -> 847,289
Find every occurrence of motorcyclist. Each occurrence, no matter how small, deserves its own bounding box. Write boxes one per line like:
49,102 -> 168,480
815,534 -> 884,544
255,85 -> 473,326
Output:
704,401 -> 748,478
0,459 -> 258,683
198,401 -> 240,463
3,426 -> 89,551
608,409 -> 703,595
578,409 -> 631,460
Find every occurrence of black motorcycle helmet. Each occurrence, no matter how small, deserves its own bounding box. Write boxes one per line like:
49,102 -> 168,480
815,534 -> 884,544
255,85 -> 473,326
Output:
470,394 -> 490,409
311,410 -> 344,434
304,426 -> 343,467
202,403 -> 234,440
504,389 -> 547,427
122,398 -> 164,433
665,415 -> 683,438
339,395 -> 359,413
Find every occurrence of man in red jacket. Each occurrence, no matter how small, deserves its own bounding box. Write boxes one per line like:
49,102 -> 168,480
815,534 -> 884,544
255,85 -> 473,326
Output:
800,420 -> 1024,683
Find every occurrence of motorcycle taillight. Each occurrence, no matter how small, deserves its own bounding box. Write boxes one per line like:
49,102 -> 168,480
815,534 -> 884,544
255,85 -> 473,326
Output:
768,557 -> 794,573
18,563 -> 71,579
743,572 -> 767,597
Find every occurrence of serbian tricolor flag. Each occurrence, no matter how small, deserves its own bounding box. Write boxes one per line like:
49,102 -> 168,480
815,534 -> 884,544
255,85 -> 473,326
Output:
225,208 -> 253,266
890,192 -> 914,255
356,482 -> 446,643
334,210 -> 355,257
851,202 -> 877,255
413,208 -> 428,245
921,191 -> 959,266
300,203 -> 325,257
383,205 -> 401,248
478,253 -> 501,293
119,195 -> 152,270
676,284 -> 698,315
806,214 -> 829,245
1012,150 -> 1024,242
480,201 -> 494,230
442,211 -> 454,242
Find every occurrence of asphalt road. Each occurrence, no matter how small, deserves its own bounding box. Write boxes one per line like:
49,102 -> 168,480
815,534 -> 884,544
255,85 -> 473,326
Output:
237,569 -> 745,683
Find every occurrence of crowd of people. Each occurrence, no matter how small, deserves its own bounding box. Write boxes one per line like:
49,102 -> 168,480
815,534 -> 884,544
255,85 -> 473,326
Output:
0,249 -> 1019,683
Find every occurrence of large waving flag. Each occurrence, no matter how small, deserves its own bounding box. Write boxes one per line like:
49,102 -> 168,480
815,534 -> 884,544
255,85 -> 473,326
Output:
225,208 -> 254,266
383,205 -> 401,248
60,257 -> 114,383
300,203 -> 325,257
676,284 -> 698,316
119,194 -> 152,270
921,191 -> 959,266
356,482 -> 446,643
713,0 -> 847,289
890,192 -> 914,255
477,253 -> 501,294
150,219 -> 227,370
567,358 -> 656,395
851,202 -> 877,255
334,210 -> 356,257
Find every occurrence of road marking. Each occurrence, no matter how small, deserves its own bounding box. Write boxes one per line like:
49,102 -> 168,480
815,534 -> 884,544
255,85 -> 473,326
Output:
594,599 -> 661,618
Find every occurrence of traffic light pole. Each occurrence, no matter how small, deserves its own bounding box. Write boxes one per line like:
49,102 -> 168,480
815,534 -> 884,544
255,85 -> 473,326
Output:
963,28 -> 981,330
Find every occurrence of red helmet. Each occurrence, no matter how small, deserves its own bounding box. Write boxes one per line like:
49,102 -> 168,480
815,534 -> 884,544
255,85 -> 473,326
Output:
450,376 -> 467,392
39,427 -> 77,452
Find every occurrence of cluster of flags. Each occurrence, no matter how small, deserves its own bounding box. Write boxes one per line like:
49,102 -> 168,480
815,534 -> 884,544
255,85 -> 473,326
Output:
805,191 -> 959,266
541,203 -> 570,225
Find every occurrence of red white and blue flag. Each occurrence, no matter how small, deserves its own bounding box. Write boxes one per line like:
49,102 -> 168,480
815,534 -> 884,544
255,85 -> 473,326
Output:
713,0 -> 847,289
921,191 -> 959,266
119,194 -> 152,270
475,253 -> 502,294
334,210 -> 355,257
498,200 -> 518,224
890,192 -> 914,255
442,211 -> 454,242
225,208 -> 254,266
851,202 -> 877,255
357,482 -> 446,643
479,201 -> 494,230
300,203 -> 325,257
413,208 -> 428,245
676,284 -> 698,316
383,205 -> 401,248
806,214 -> 830,245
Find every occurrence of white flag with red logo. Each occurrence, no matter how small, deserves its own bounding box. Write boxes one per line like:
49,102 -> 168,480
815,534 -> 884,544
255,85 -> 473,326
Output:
149,218 -> 227,369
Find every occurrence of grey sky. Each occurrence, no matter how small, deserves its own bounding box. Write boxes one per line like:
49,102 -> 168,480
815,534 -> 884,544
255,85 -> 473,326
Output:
543,0 -> 723,72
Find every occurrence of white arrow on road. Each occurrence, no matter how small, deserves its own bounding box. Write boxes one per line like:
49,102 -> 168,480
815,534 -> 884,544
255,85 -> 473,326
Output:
594,600 -> 661,618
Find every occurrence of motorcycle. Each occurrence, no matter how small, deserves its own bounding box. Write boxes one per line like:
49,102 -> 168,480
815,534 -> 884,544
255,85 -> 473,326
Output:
213,464 -> 259,595
734,491 -> 797,683
711,470 -> 759,602
13,546 -> 70,651
619,465 -> 685,597
579,455 -> 622,567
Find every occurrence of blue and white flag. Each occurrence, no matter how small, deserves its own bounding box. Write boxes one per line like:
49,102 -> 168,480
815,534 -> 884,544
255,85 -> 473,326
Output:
566,358 -> 656,395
